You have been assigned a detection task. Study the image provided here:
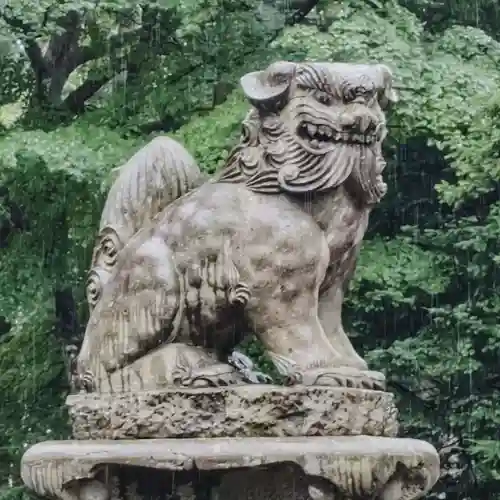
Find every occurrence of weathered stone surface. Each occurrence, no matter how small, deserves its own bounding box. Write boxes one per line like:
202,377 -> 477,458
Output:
21,436 -> 440,500
66,385 -> 399,440
74,61 -> 398,394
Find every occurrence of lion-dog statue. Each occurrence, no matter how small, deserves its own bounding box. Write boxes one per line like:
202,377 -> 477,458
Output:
76,60 -> 397,393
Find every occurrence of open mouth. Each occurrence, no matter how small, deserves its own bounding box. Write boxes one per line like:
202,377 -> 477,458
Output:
296,121 -> 377,150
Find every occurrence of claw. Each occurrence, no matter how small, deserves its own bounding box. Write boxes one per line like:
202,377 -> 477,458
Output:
228,350 -> 255,371
241,369 -> 273,384
229,282 -> 251,306
72,370 -> 95,393
228,351 -> 273,384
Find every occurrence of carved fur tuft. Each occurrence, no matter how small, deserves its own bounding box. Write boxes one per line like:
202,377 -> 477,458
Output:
100,136 -> 205,241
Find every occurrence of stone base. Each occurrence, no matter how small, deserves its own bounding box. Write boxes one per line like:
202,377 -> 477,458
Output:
21,436 -> 440,500
66,385 -> 398,439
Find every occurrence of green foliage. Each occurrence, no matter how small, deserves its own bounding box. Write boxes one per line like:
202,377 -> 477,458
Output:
0,0 -> 278,129
437,93 -> 500,206
91,0 -> 284,134
0,37 -> 31,107
400,0 -> 500,36
0,123 -> 138,490
172,90 -> 248,173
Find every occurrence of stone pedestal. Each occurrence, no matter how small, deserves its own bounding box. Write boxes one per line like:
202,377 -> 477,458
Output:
20,385 -> 440,500
22,436 -> 438,500
66,385 -> 399,439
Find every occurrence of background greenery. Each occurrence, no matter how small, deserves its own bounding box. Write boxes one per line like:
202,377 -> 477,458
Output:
1,0 -> 500,497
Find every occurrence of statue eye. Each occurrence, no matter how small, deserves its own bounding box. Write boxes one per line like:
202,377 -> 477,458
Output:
313,90 -> 332,105
343,85 -> 374,104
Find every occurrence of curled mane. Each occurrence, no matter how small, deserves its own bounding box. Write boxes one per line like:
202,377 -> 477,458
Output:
216,111 -> 357,194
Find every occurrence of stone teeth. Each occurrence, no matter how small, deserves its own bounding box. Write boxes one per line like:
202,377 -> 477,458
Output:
305,128 -> 378,145
319,125 -> 330,137
307,124 -> 317,137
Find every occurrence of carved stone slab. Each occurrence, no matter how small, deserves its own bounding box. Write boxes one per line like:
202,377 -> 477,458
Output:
66,385 -> 398,440
21,436 -> 440,500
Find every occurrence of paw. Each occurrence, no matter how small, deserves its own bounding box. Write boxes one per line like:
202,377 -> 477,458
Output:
229,282 -> 251,306
72,370 -> 96,393
228,351 -> 273,384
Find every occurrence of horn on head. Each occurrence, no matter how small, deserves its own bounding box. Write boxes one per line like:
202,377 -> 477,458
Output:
240,61 -> 297,113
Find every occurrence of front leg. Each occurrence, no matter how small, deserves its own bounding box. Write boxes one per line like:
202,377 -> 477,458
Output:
249,288 -> 385,388
248,290 -> 347,384
318,282 -> 367,370
318,281 -> 386,390
245,237 -> 347,381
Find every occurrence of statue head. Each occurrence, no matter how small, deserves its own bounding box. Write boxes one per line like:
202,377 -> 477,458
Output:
220,61 -> 397,205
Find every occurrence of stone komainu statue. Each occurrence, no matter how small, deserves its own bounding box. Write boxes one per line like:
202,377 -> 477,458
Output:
76,60 -> 398,393
21,62 -> 441,500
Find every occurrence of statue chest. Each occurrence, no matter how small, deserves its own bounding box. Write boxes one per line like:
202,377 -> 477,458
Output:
312,193 -> 372,289
326,206 -> 370,255
308,190 -> 370,258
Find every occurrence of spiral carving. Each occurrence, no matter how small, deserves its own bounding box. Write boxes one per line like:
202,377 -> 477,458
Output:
87,228 -> 121,310
86,268 -> 111,309
96,227 -> 122,269
240,110 -> 260,146
86,271 -> 102,309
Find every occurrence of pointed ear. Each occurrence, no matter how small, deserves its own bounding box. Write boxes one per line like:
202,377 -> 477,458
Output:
376,64 -> 398,108
240,61 -> 296,113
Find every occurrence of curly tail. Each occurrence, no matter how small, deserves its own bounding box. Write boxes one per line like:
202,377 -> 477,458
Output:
100,135 -> 205,241
87,136 -> 205,311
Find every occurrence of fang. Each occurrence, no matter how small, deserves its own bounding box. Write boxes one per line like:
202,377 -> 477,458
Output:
307,124 -> 317,137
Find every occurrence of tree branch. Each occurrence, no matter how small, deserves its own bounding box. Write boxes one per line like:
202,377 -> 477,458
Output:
165,0 -> 319,89
1,9 -> 85,105
71,6 -> 180,72
71,25 -> 148,69
62,23 -> 182,115
284,0 -> 321,23
0,11 -> 48,77
44,11 -> 82,74
60,17 -> 178,112
135,0 -> 320,134
63,74 -> 113,114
